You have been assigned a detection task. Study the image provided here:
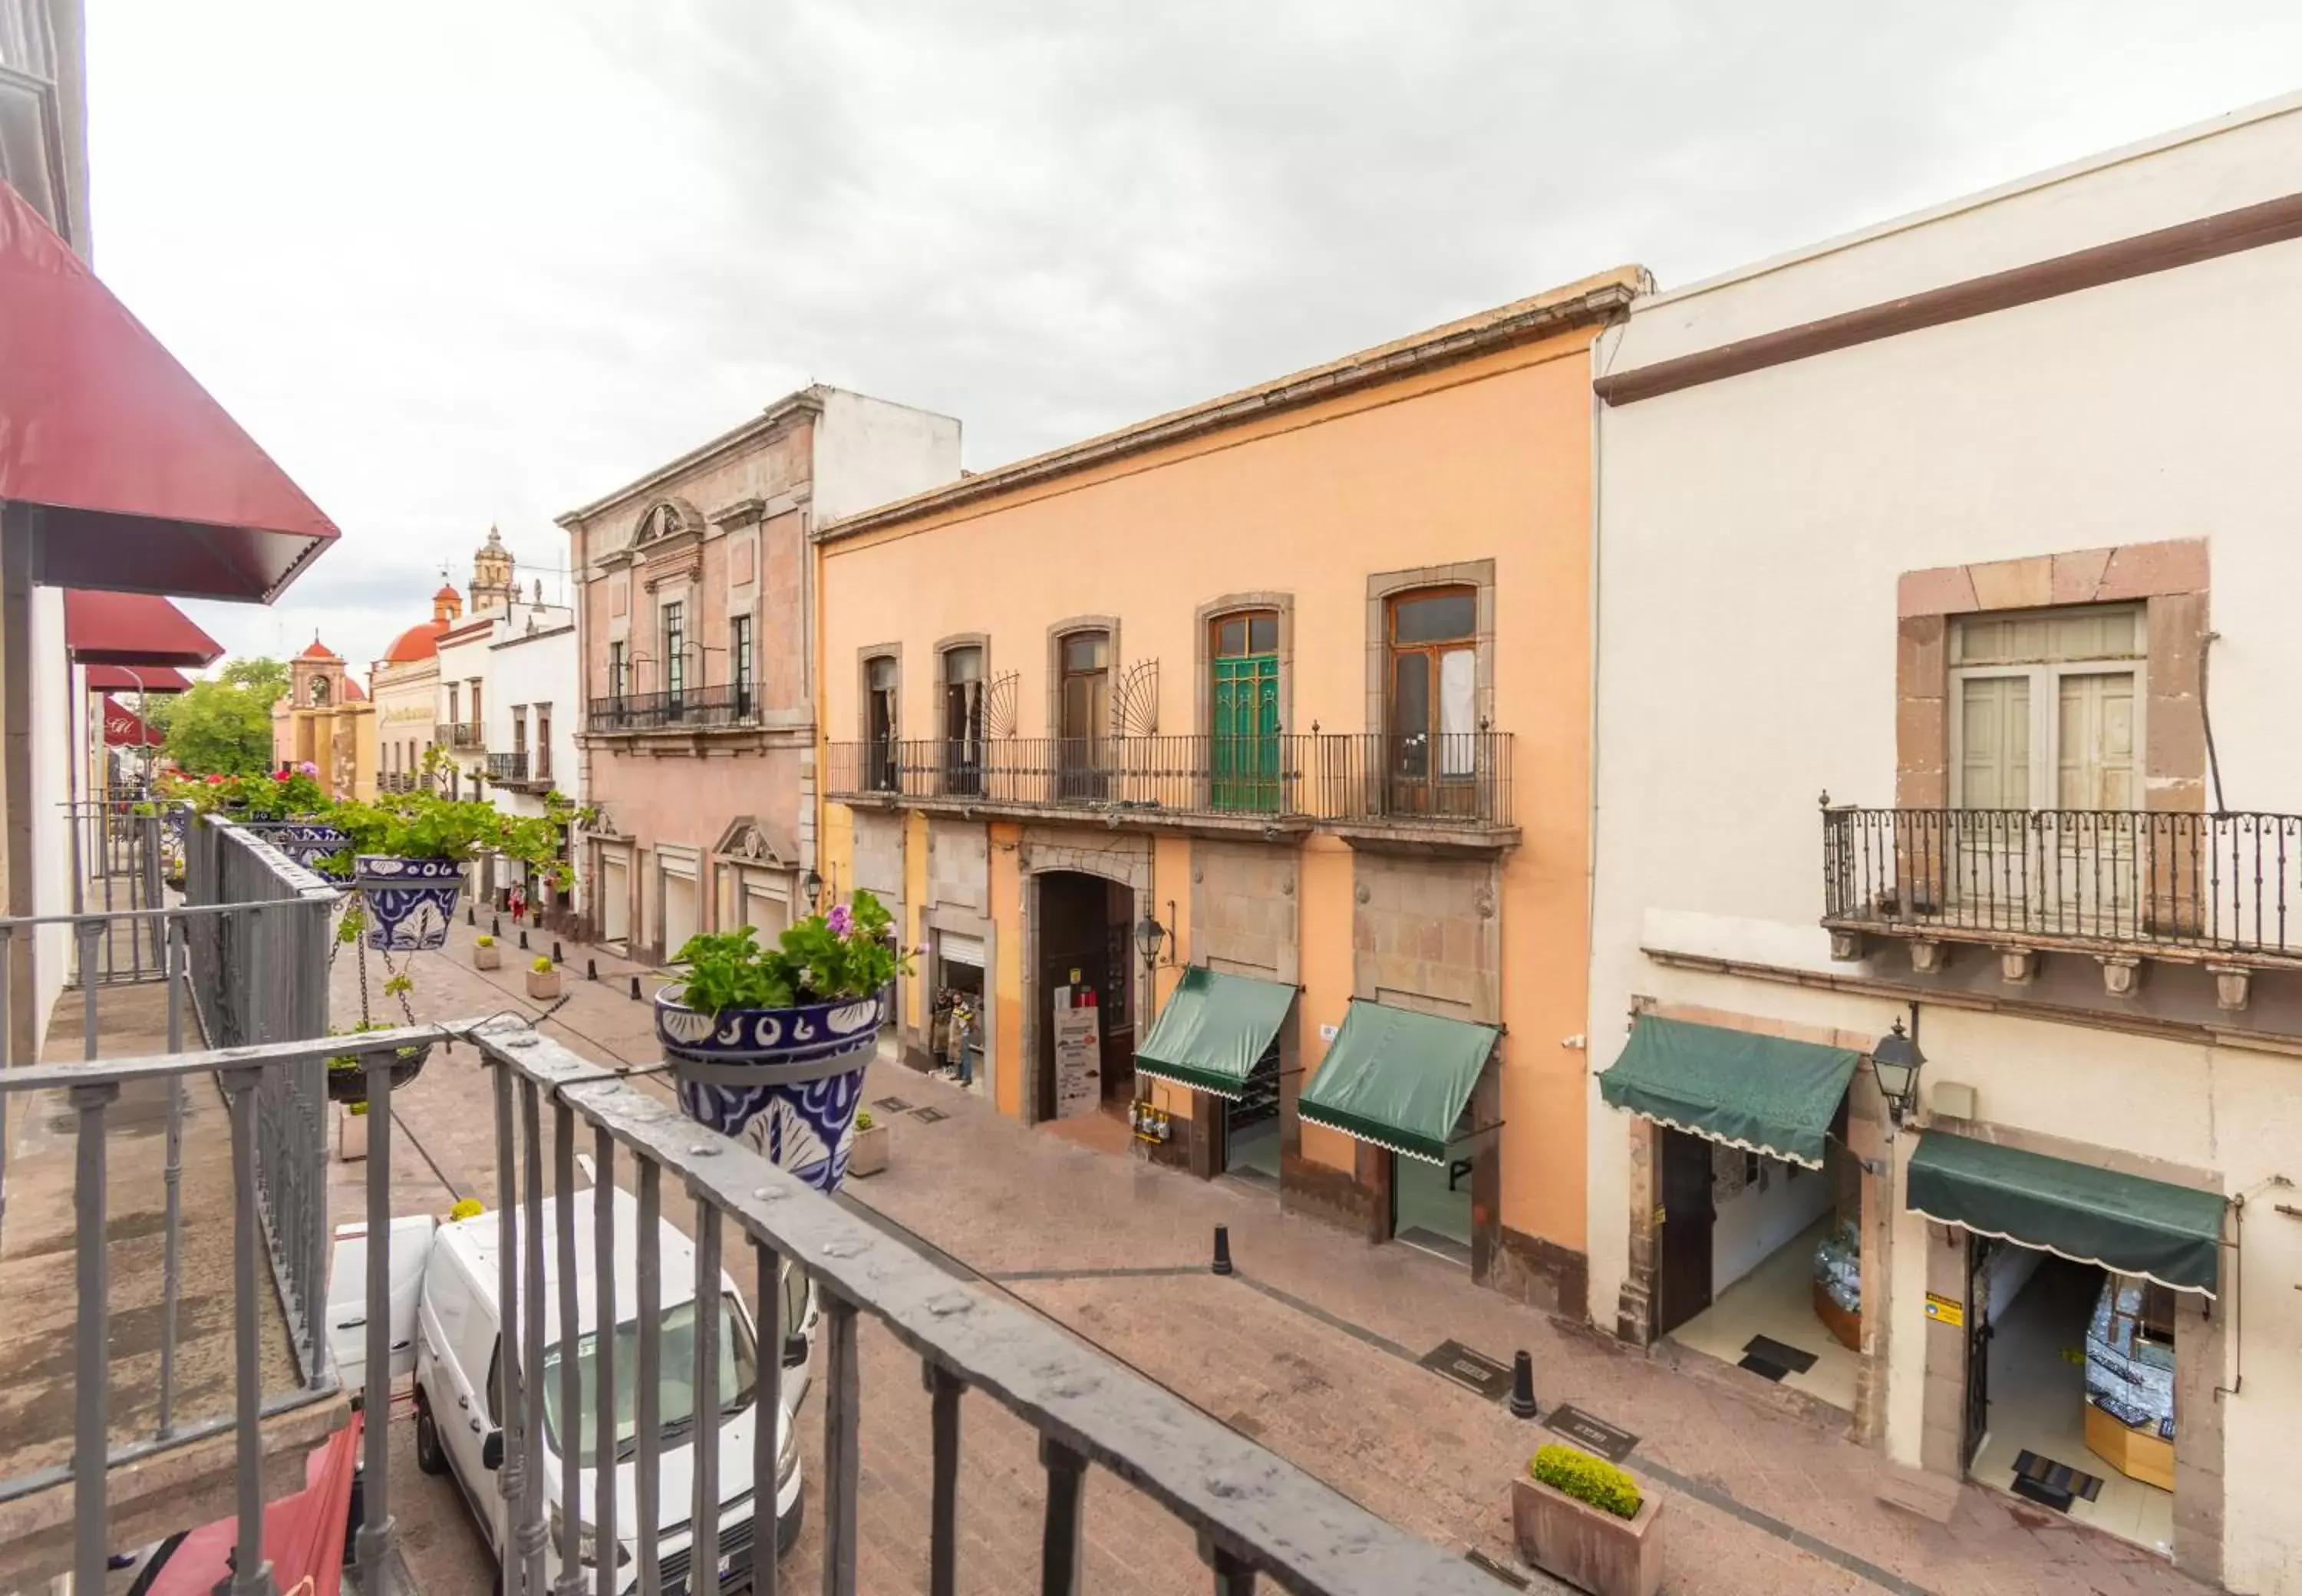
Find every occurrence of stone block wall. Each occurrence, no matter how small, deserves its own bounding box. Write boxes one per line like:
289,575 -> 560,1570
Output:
1350,852 -> 1498,1020
1190,841 -> 1298,982
927,816 -> 990,917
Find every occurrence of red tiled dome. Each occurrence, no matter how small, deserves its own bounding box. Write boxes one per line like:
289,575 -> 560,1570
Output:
299,635 -> 338,660
383,621 -> 447,663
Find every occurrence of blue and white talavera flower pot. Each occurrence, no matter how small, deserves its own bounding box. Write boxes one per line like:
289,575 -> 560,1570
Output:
655,988 -> 885,1193
355,855 -> 466,951
241,821 -> 353,879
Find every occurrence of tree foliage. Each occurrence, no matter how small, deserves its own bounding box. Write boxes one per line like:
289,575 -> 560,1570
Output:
163,660 -> 285,776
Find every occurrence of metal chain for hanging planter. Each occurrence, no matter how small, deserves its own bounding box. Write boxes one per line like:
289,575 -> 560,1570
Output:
327,935 -> 434,1105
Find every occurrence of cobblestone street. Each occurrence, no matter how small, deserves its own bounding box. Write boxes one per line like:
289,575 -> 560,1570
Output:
336,918 -> 2214,1595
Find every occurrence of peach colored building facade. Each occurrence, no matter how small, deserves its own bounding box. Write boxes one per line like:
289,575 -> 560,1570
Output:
559,387 -> 959,961
816,270 -> 1643,1314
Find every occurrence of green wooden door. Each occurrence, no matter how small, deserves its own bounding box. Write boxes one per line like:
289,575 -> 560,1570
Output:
1212,654 -> 1280,811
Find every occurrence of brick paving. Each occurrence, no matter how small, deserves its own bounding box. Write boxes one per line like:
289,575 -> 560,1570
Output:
331,916 -> 2215,1594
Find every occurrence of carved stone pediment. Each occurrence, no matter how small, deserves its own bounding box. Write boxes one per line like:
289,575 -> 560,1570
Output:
712,814 -> 797,866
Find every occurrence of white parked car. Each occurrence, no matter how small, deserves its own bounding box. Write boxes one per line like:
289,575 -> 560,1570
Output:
328,1176 -> 813,1592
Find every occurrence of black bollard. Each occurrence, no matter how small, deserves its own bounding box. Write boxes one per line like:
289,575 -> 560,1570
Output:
629,975 -> 642,1001
586,958 -> 599,981
1211,1224 -> 1233,1277
466,906 -> 475,926
553,940 -> 564,964
1508,1350 -> 1539,1420
492,916 -> 502,938
518,930 -> 530,951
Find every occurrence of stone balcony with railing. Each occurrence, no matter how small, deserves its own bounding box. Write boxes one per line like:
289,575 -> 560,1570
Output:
826,732 -> 1518,850
1821,800 -> 2302,1004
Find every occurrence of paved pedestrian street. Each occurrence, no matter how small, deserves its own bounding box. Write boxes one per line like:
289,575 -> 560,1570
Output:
335,919 -> 2212,1595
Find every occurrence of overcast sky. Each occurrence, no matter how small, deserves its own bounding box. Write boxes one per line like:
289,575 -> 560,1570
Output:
84,2 -> 2302,675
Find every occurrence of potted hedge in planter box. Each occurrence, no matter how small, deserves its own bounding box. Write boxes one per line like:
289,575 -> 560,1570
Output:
849,1109 -> 889,1177
473,933 -> 500,970
1511,1444 -> 1662,1596
653,891 -> 911,1194
330,794 -> 566,953
526,956 -> 560,1000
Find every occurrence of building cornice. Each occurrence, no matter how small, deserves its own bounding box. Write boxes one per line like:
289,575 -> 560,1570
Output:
813,269 -> 1646,544
556,387 -> 828,528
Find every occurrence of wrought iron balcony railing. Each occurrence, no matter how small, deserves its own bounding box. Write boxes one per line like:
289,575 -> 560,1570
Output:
585,684 -> 759,734
0,817 -> 338,1586
488,750 -> 549,785
1822,804 -> 2302,961
825,731 -> 1514,830
0,1019 -> 1506,1595
448,721 -> 486,750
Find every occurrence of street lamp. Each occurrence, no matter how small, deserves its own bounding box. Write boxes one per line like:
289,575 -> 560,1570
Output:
802,866 -> 825,907
1871,1015 -> 1926,1125
1134,910 -> 1168,970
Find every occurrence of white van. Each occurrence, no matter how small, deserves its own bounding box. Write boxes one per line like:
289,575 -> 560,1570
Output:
328,1179 -> 811,1591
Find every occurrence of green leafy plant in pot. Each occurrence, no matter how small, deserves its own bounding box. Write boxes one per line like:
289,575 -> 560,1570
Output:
654,890 -> 913,1193
328,790 -> 569,954
325,1018 -> 434,1106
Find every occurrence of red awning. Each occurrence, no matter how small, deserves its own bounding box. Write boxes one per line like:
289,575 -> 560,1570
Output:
102,695 -> 164,747
63,589 -> 225,667
0,180 -> 338,601
85,662 -> 193,693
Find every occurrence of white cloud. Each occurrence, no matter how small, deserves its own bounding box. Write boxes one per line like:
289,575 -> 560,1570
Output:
84,0 -> 2302,671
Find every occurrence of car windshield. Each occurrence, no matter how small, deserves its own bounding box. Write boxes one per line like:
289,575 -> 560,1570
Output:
540,1294 -> 757,1459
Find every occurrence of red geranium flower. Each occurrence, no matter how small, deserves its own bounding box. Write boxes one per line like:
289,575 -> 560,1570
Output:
206,774 -> 226,784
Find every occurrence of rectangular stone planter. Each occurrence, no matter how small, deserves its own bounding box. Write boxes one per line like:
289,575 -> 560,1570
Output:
473,944 -> 502,970
849,1123 -> 890,1178
526,969 -> 561,1000
1511,1473 -> 1661,1596
336,1104 -> 369,1163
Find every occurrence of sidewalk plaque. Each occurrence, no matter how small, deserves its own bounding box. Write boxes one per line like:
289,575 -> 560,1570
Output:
1052,986 -> 1100,1120
1418,1339 -> 1512,1400
1544,1403 -> 1639,1463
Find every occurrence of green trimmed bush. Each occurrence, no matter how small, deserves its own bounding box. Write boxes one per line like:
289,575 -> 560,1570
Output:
1531,1444 -> 1642,1519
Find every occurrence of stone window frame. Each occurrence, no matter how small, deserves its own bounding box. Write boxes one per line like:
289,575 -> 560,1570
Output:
1044,614 -> 1123,740
1364,560 -> 1496,738
1896,539 -> 2208,816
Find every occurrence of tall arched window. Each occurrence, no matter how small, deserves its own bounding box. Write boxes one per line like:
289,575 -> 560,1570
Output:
1386,586 -> 1477,812
1056,630 -> 1109,802
866,655 -> 900,792
942,645 -> 984,796
1209,610 -> 1278,811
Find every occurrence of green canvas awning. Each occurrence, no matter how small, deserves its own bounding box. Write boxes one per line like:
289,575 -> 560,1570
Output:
1907,1133 -> 2224,1296
1597,1015 -> 1860,1169
1133,966 -> 1296,1099
1295,999 -> 1499,1165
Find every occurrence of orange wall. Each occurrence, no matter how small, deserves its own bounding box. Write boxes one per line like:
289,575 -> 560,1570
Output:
820,327 -> 1598,1250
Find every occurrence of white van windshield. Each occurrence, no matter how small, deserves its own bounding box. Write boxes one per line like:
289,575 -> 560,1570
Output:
540,1294 -> 757,1459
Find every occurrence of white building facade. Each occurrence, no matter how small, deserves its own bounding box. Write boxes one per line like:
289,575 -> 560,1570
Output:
1587,97 -> 2302,1591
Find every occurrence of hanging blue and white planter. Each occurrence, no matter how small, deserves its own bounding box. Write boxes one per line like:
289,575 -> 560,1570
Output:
355,856 -> 465,951
654,988 -> 886,1194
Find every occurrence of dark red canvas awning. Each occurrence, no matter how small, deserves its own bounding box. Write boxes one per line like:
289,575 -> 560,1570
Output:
0,180 -> 338,602
102,695 -> 165,747
85,662 -> 193,693
64,589 -> 225,667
